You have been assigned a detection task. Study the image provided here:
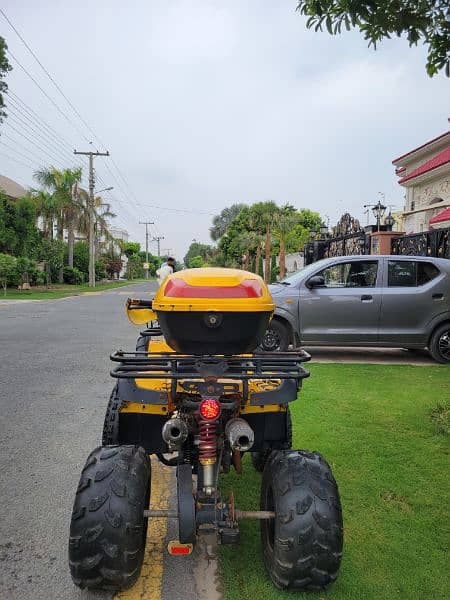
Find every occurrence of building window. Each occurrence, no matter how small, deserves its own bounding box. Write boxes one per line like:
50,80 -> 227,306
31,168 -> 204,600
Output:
410,200 -> 415,211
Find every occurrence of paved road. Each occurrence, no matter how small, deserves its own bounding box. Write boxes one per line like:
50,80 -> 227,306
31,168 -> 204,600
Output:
0,283 -> 216,600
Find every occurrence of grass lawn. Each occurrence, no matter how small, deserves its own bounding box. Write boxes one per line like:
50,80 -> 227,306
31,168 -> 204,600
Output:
1,279 -> 150,300
220,364 -> 450,600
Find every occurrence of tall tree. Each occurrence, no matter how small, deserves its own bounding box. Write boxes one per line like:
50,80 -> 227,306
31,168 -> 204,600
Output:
275,206 -> 301,280
252,201 -> 280,283
297,0 -> 450,76
209,204 -> 246,241
0,36 -> 12,123
32,190 -> 57,240
34,167 -> 82,278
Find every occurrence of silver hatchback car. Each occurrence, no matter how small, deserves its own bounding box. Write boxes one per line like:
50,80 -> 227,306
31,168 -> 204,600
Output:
262,255 -> 450,363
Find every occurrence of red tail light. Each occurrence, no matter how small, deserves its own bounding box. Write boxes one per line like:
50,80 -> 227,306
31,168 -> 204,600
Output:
199,398 -> 220,420
167,541 -> 193,555
164,279 -> 262,298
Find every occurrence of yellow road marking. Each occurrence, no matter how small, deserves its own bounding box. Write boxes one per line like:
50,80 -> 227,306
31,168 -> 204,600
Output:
115,457 -> 172,600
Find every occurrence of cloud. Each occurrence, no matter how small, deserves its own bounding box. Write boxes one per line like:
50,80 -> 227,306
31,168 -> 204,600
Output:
2,0 -> 449,257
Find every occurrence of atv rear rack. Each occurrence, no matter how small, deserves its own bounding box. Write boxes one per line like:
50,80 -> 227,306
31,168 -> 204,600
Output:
110,350 -> 311,381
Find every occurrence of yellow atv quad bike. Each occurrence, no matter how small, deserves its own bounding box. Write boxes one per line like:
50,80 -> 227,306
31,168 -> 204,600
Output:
68,268 -> 343,592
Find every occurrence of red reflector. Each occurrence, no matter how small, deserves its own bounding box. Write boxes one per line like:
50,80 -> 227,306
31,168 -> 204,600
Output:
168,541 -> 193,555
164,279 -> 262,298
199,398 -> 220,420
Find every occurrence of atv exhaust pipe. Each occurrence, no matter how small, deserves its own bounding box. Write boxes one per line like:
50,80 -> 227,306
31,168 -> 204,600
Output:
162,418 -> 188,450
225,418 -> 254,451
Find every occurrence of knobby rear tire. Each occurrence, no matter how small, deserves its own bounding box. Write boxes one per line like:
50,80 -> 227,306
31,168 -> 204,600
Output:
260,450 -> 343,591
69,445 -> 151,591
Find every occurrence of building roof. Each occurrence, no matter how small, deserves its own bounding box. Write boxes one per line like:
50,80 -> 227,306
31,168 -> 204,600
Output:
0,174 -> 27,199
429,207 -> 450,225
397,146 -> 450,184
392,130 -> 450,165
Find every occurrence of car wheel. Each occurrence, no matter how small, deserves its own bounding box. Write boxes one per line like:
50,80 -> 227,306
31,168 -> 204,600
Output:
261,320 -> 289,352
429,324 -> 450,364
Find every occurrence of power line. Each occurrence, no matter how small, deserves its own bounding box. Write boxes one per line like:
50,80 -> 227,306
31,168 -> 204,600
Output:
0,8 -> 104,149
0,150 -> 35,170
0,138 -> 42,168
8,90 -> 78,151
1,9 -> 142,232
6,108 -> 77,166
2,9 -> 141,211
137,203 -> 215,216
1,131 -> 53,167
7,98 -> 76,162
6,48 -> 91,144
3,121 -> 67,169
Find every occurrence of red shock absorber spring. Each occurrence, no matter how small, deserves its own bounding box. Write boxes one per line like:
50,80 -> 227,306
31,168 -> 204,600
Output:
198,419 -> 217,465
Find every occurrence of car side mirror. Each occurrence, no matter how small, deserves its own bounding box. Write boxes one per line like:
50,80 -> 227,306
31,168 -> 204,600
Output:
306,275 -> 325,289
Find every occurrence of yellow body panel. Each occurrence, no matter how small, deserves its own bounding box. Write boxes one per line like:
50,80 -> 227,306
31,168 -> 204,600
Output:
152,267 -> 274,313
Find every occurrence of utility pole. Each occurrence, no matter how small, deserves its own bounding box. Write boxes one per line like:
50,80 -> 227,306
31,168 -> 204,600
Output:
74,149 -> 109,287
152,235 -> 165,257
139,221 -> 154,279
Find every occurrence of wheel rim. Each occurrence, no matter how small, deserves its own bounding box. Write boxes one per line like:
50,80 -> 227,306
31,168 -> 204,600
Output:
263,329 -> 281,352
438,330 -> 450,361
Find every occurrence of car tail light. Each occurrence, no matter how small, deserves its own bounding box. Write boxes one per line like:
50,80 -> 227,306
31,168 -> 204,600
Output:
199,398 -> 220,420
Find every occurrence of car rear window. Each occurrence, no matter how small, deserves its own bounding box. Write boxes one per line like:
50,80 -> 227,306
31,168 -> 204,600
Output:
388,261 -> 440,287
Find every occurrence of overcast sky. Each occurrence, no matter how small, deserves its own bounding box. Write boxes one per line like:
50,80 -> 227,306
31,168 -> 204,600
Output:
1,1 -> 449,260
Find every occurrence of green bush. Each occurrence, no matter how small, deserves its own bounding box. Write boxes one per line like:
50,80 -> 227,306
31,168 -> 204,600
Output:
35,271 -> 48,286
0,253 -> 18,292
95,260 -> 107,280
63,266 -> 85,285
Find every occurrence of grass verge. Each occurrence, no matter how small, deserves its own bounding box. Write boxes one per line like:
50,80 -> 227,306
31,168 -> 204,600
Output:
220,364 -> 450,600
1,279 -> 150,300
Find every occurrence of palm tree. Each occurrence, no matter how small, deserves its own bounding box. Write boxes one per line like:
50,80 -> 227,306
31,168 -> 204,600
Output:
275,206 -> 300,279
34,167 -> 82,279
210,204 -> 246,241
77,190 -> 117,261
31,190 -> 57,240
250,201 -> 279,283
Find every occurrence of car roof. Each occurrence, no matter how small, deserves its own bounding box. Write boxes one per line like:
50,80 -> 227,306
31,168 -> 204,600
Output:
313,255 -> 450,270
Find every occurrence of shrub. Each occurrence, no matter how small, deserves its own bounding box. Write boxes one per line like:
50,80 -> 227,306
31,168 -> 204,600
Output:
0,253 -> 18,293
63,266 -> 85,285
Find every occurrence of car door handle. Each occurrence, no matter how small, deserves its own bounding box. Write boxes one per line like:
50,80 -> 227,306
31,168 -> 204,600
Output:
360,295 -> 373,302
432,293 -> 444,300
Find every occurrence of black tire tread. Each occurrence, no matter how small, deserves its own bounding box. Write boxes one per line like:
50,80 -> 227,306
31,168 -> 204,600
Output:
260,449 -> 343,591
102,384 -> 122,446
69,445 -> 150,591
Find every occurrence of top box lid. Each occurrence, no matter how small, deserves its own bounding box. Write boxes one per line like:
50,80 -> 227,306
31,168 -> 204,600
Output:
152,267 -> 274,312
